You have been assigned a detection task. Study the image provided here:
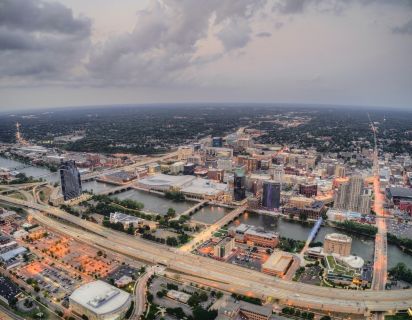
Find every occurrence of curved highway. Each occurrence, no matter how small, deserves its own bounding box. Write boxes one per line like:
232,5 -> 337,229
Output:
1,195 -> 411,316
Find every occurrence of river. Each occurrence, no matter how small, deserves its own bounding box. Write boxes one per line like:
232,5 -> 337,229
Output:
232,211 -> 412,268
0,156 -> 59,183
2,156 -> 411,267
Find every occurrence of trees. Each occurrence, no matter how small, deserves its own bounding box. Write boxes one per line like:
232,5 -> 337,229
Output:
389,263 -> 412,284
166,208 -> 176,218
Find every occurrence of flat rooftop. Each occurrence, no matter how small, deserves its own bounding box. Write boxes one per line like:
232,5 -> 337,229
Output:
262,251 -> 293,273
70,280 -> 130,315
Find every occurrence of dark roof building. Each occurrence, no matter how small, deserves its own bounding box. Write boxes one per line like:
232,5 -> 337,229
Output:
386,187 -> 412,205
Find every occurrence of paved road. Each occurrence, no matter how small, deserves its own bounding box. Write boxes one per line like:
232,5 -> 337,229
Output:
369,117 -> 388,320
180,205 -> 246,252
0,305 -> 23,320
1,195 -> 412,316
80,151 -> 178,181
131,266 -> 156,320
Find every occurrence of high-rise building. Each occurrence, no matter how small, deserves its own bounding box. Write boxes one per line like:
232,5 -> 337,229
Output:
347,175 -> 363,212
269,165 -> 284,185
261,181 -> 281,210
359,189 -> 372,214
212,136 -> 223,148
334,175 -> 369,213
334,164 -> 346,178
233,166 -> 246,201
60,160 -> 82,201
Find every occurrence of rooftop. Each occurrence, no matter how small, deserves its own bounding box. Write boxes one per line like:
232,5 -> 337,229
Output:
69,280 -> 130,315
325,233 -> 352,243
262,250 -> 293,272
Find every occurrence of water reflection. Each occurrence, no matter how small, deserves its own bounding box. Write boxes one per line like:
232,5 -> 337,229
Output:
233,211 -> 412,268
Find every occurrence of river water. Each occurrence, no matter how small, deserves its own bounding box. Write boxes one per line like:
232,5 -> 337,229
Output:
232,211 -> 412,268
0,156 -> 59,183
83,181 -> 232,222
2,156 -> 411,267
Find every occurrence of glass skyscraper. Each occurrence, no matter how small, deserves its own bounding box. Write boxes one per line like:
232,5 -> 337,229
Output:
59,160 -> 82,201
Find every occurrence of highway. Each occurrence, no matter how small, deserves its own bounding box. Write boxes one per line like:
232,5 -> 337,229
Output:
80,151 -> 178,181
1,195 -> 411,316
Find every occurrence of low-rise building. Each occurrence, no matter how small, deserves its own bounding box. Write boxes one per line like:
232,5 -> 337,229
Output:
229,224 -> 279,248
262,250 -> 294,277
214,237 -> 235,258
69,280 -> 131,320
323,233 -> 352,257
166,290 -> 191,304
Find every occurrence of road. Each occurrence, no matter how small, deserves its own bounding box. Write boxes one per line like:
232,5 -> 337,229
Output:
130,266 -> 157,320
1,195 -> 411,316
0,305 -> 24,320
80,151 -> 178,181
179,205 -> 247,252
369,116 -> 388,320
369,117 -> 388,292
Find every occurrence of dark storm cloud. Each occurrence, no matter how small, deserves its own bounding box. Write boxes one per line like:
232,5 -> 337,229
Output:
0,0 -> 91,79
0,0 -> 90,35
393,19 -> 412,35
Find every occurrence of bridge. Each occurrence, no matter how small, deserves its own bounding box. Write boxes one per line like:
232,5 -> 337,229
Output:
179,205 -> 247,252
300,217 -> 323,255
171,200 -> 208,221
80,151 -> 179,182
0,195 -> 411,315
97,184 -> 134,196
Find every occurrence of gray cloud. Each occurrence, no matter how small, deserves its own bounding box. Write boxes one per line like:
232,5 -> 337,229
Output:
393,19 -> 412,35
0,0 -> 90,35
87,0 -> 266,86
256,31 -> 272,38
273,0 -> 412,15
0,0 -> 91,79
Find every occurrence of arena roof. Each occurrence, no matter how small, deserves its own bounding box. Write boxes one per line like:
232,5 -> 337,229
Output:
69,280 -> 130,315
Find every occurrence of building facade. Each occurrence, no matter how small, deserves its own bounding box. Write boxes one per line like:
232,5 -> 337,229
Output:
261,180 -> 280,210
323,233 -> 352,256
59,160 -> 82,201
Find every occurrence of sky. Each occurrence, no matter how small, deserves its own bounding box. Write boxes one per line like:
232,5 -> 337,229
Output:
0,0 -> 411,110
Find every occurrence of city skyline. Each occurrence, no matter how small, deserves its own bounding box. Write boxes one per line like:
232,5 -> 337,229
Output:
0,0 -> 411,110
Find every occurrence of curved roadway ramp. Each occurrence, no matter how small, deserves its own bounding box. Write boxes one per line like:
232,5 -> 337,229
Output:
1,195 -> 412,317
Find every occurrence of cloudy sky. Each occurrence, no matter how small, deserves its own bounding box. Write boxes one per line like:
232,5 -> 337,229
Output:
0,0 -> 411,110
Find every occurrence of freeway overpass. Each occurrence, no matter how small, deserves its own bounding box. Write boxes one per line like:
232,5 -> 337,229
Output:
1,195 -> 412,316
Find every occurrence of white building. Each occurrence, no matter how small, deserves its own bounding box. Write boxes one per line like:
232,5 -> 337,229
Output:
69,280 -> 131,320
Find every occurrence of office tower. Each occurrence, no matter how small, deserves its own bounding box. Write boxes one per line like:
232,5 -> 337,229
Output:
334,175 -> 368,213
359,189 -> 372,214
212,136 -> 223,148
334,182 -> 349,209
347,175 -> 363,212
334,164 -> 346,178
233,166 -> 246,201
60,160 -> 82,201
270,165 -> 284,185
299,183 -> 318,198
261,181 -> 281,210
